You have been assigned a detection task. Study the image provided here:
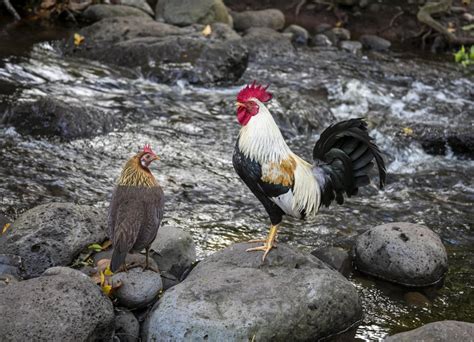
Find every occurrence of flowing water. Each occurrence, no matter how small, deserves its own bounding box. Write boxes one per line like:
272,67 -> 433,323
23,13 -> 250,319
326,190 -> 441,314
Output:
0,22 -> 473,340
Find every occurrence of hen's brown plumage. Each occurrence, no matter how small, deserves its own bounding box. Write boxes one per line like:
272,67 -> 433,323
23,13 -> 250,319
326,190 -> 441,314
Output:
108,148 -> 164,272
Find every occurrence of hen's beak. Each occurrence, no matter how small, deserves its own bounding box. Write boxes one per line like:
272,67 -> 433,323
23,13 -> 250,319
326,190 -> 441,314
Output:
236,102 -> 245,108
152,155 -> 160,161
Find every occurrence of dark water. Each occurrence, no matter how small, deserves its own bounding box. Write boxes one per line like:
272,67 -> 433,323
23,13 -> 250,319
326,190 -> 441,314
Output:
0,26 -> 473,339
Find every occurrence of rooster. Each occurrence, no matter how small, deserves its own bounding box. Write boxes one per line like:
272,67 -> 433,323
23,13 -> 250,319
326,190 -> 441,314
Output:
108,144 -> 165,272
233,82 -> 386,261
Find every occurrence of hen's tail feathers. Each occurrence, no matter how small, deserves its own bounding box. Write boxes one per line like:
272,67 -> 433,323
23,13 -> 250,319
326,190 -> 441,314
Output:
110,233 -> 129,273
312,118 -> 386,207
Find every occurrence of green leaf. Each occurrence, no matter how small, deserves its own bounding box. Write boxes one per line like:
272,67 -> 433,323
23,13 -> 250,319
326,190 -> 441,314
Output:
454,49 -> 464,63
88,243 -> 103,252
470,46 -> 474,60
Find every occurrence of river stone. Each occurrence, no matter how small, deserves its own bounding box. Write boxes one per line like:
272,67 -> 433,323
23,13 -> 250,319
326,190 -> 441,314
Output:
115,308 -> 140,342
284,24 -> 309,45
0,203 -> 107,278
112,268 -> 163,309
0,254 -> 22,278
142,243 -> 362,341
384,320 -> 474,342
66,17 -> 247,85
331,27 -> 351,41
312,33 -> 333,47
311,247 -> 352,277
0,270 -> 114,341
116,0 -> 154,16
2,97 -> 115,141
231,9 -> 285,31
354,222 -> 448,286
82,4 -> 151,22
360,34 -> 391,51
242,27 -> 294,60
156,0 -> 230,26
340,40 -> 362,55
150,225 -> 196,289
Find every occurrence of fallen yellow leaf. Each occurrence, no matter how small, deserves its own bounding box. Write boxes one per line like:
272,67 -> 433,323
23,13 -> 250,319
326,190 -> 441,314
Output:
1,223 -> 11,235
202,25 -> 212,37
403,127 -> 413,136
104,266 -> 113,276
74,33 -> 85,46
102,283 -> 112,296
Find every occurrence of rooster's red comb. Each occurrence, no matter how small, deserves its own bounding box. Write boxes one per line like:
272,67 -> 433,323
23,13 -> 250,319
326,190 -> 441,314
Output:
237,81 -> 272,103
143,144 -> 155,154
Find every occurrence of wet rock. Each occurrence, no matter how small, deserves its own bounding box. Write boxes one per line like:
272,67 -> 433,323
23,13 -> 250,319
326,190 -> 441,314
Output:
115,0 -> 154,16
331,27 -> 351,41
312,33 -> 333,47
208,22 -> 240,41
311,247 -> 352,277
142,243 -> 362,341
150,226 -> 196,289
385,321 -> 474,342
402,123 -> 474,158
66,17 -> 247,85
0,254 -> 22,278
404,291 -> 431,307
82,4 -> 151,22
284,24 -> 309,46
0,203 -> 107,278
242,27 -> 294,60
2,98 -> 115,141
360,34 -> 391,51
340,40 -> 362,55
156,0 -> 231,26
115,308 -> 140,342
0,270 -> 114,341
111,268 -> 163,309
231,9 -> 285,31
354,222 -> 448,286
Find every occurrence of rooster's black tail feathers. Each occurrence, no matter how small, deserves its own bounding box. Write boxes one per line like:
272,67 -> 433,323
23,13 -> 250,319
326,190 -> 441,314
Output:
313,118 -> 386,207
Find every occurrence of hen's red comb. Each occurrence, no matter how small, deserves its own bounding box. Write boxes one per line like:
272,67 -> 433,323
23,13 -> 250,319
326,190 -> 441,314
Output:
143,144 -> 154,154
237,81 -> 272,103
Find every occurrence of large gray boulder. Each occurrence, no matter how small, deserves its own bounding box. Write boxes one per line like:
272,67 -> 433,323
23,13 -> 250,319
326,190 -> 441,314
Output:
150,225 -> 196,289
65,17 -> 247,85
156,0 -> 231,26
0,203 -> 107,278
82,4 -> 151,22
2,98 -> 115,141
0,268 -> 114,341
231,9 -> 285,31
384,321 -> 474,342
142,243 -> 362,341
354,222 -> 448,286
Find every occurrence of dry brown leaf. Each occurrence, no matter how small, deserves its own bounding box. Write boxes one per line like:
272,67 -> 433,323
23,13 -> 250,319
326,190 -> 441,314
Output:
1,223 -> 11,235
202,25 -> 212,37
74,33 -> 85,46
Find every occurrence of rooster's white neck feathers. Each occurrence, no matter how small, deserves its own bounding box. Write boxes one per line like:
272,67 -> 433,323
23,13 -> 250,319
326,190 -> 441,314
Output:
238,99 -> 292,163
238,99 -> 320,217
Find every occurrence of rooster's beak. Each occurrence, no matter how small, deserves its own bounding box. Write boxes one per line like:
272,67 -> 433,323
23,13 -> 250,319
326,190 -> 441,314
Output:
236,102 -> 245,108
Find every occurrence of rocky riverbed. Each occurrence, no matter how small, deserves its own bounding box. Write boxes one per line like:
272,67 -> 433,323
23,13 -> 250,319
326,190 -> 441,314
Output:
0,0 -> 473,340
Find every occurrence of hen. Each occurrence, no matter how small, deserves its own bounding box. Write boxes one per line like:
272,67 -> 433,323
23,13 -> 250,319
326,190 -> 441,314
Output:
108,144 -> 164,272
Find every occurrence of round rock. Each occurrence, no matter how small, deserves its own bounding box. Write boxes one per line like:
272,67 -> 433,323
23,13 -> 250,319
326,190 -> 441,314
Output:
112,268 -> 163,309
231,9 -> 285,31
385,320 -> 474,341
114,308 -> 140,342
359,34 -> 391,51
0,203 -> 108,278
284,24 -> 309,45
156,0 -> 230,26
354,222 -> 448,286
142,243 -> 362,341
0,270 -> 114,341
150,225 -> 196,289
82,4 -> 151,22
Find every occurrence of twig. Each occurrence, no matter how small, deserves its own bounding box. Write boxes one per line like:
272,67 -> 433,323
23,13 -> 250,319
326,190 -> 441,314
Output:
1,0 -> 21,21
295,0 -> 306,16
379,10 -> 404,34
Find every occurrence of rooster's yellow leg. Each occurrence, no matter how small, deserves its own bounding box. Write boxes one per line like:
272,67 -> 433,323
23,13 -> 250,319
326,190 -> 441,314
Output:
246,224 -> 279,261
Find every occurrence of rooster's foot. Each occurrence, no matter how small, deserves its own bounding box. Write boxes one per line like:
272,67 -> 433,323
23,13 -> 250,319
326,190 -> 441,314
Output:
245,224 -> 279,261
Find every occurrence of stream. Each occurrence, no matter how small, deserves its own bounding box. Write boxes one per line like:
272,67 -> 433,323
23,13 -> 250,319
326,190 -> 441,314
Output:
0,21 -> 473,340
